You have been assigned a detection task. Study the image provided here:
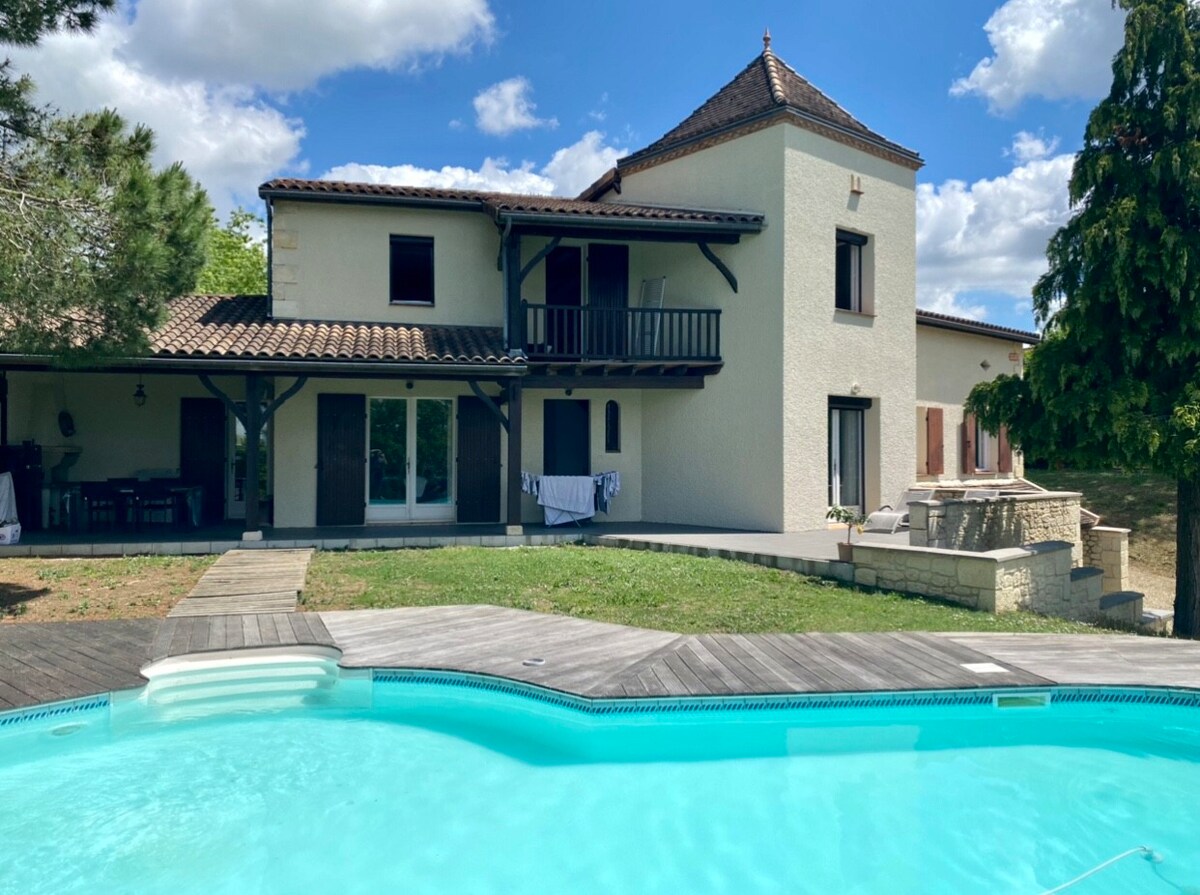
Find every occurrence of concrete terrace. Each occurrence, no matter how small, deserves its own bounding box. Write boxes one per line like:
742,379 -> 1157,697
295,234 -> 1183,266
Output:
4,606 -> 1200,711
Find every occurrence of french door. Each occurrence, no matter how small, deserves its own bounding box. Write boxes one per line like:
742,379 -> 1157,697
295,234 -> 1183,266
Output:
366,397 -> 453,522
228,405 -> 268,520
829,406 -> 865,512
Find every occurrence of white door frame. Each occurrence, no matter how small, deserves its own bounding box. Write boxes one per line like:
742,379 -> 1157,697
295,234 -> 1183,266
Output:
828,406 -> 865,512
365,397 -> 455,523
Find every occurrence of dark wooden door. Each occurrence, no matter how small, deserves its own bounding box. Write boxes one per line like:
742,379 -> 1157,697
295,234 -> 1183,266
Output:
545,245 -> 583,358
544,399 -> 590,476
587,243 -> 629,357
456,396 -> 501,523
180,397 -> 226,524
317,393 -> 366,526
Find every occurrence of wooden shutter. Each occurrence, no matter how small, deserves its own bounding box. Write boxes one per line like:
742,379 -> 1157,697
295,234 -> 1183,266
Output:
926,407 -> 944,475
962,412 -> 977,475
316,394 -> 366,526
997,425 -> 1013,474
456,396 -> 501,524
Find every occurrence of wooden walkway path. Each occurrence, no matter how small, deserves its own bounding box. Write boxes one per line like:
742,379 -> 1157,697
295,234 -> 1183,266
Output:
9,606 -> 1200,711
167,548 -> 313,617
322,607 -> 1050,697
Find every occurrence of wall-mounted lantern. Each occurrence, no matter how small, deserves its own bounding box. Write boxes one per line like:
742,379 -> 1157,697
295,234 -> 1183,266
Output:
133,377 -> 147,408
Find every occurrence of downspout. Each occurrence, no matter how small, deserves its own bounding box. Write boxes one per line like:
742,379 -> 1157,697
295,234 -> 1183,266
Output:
499,218 -> 513,347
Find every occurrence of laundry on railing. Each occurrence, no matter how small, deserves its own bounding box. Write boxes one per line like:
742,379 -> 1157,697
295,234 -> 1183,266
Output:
520,470 -> 622,524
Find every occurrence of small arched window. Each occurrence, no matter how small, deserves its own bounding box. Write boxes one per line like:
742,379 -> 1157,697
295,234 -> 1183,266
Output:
605,400 -> 620,453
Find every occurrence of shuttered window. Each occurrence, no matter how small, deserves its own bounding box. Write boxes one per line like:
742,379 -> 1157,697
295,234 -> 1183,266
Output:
835,229 -> 867,312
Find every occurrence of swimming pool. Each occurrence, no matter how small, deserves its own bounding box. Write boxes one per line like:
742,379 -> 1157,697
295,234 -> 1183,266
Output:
1,663 -> 1198,894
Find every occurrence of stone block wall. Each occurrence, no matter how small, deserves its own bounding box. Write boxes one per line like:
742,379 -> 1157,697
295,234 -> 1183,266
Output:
1082,526 -> 1131,593
851,540 -> 1076,614
909,492 -> 1083,564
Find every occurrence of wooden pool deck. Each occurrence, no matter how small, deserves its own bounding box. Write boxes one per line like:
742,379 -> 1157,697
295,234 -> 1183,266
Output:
4,606 -> 1200,711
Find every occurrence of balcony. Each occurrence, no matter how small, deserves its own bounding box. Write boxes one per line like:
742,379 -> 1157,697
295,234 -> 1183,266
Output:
523,303 -> 721,364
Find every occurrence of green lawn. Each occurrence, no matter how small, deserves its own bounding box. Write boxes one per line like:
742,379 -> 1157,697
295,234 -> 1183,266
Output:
1035,468 -> 1176,577
303,545 -> 1107,635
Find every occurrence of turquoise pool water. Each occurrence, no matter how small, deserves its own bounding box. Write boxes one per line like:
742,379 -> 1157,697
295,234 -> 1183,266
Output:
2,676 -> 1200,894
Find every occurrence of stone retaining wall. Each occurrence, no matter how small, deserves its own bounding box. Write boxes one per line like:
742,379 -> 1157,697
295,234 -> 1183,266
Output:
909,492 -> 1083,564
853,540 -> 1087,617
1083,526 -> 1131,592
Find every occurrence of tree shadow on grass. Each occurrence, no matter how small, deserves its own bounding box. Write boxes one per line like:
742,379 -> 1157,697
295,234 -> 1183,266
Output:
0,583 -> 51,619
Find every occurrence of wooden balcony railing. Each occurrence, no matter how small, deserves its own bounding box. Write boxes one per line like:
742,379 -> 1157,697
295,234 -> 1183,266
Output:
523,303 -> 721,362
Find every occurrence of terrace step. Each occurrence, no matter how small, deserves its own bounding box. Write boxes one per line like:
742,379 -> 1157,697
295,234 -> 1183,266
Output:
1140,608 -> 1174,635
1097,590 -> 1143,626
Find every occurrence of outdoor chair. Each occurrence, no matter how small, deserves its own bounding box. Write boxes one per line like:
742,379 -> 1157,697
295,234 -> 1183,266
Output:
863,489 -> 935,534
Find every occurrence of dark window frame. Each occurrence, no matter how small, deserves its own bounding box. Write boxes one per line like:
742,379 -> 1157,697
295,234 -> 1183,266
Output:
835,229 -> 867,312
605,400 -> 620,453
389,235 -> 435,306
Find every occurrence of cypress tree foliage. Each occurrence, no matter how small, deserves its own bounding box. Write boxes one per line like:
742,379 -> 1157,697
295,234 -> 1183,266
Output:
0,0 -> 211,360
967,0 -> 1200,635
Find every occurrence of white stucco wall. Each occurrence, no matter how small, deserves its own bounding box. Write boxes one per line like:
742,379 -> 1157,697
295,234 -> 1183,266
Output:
271,380 -> 643,527
6,371 -> 243,483
781,126 -> 918,529
915,325 -> 1026,482
270,200 -> 503,325
614,125 -> 787,531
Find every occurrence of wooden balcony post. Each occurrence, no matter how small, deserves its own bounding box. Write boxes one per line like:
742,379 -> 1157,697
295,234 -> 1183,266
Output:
505,380 -> 523,530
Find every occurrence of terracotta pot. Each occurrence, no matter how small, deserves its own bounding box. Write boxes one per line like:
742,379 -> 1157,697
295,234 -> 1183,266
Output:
837,541 -> 854,562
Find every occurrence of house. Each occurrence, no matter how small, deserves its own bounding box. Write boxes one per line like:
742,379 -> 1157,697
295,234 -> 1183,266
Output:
0,36 -> 1039,541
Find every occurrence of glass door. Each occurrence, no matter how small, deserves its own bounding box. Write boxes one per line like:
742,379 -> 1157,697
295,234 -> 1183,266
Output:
367,398 -> 453,522
829,407 -> 865,512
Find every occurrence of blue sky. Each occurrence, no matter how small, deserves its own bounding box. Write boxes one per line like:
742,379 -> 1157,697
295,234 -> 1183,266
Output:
9,0 -> 1128,332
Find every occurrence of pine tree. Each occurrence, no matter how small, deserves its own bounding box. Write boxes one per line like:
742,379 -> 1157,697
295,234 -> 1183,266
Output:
0,0 -> 211,360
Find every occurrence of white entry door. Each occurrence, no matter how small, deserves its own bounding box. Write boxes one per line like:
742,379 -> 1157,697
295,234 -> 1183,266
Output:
829,407 -> 865,512
366,397 -> 454,522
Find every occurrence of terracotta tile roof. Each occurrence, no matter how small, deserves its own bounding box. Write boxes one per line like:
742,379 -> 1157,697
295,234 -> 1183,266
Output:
260,179 -> 764,228
150,294 -> 517,366
621,46 -> 921,170
916,309 -> 1041,345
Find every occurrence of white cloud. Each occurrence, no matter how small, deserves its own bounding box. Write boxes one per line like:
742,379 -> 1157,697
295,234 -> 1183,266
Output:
917,145 -> 1075,318
323,159 -> 555,195
127,0 -> 495,91
541,131 -> 626,197
7,23 -> 304,215
951,0 -> 1126,113
1008,130 -> 1060,163
323,130 -> 627,198
473,77 -> 557,136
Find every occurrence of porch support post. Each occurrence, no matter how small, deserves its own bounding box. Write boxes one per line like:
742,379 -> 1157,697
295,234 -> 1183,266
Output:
243,373 -> 264,537
505,379 -> 523,531
518,236 -> 561,285
197,373 -> 309,539
502,228 -> 524,354
697,241 -> 738,293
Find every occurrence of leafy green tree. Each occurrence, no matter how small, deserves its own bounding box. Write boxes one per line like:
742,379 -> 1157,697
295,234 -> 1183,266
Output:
967,0 -> 1200,635
0,0 -> 211,360
197,209 -> 268,295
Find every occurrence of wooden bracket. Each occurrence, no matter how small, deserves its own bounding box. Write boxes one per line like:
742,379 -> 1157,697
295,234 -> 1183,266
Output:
519,237 -> 562,285
698,241 -> 738,293
468,379 -> 510,433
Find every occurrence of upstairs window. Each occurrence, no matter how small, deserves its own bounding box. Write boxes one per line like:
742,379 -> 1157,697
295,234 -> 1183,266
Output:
835,229 -> 867,312
390,236 -> 434,305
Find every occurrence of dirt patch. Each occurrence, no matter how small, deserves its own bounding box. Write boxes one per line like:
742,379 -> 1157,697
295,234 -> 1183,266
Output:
0,556 -> 215,623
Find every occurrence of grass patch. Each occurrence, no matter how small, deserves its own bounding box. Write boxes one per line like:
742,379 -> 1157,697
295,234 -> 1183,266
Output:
304,545 -> 1106,635
1035,469 -> 1176,577
0,555 -> 215,622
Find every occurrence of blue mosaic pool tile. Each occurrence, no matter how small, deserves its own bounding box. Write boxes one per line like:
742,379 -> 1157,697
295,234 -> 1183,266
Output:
0,695 -> 109,729
373,670 -> 1200,718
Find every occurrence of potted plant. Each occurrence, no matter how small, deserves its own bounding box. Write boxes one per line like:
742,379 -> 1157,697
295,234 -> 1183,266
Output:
826,505 -> 866,562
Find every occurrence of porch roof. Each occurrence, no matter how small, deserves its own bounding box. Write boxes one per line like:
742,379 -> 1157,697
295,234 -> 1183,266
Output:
0,294 -> 522,377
